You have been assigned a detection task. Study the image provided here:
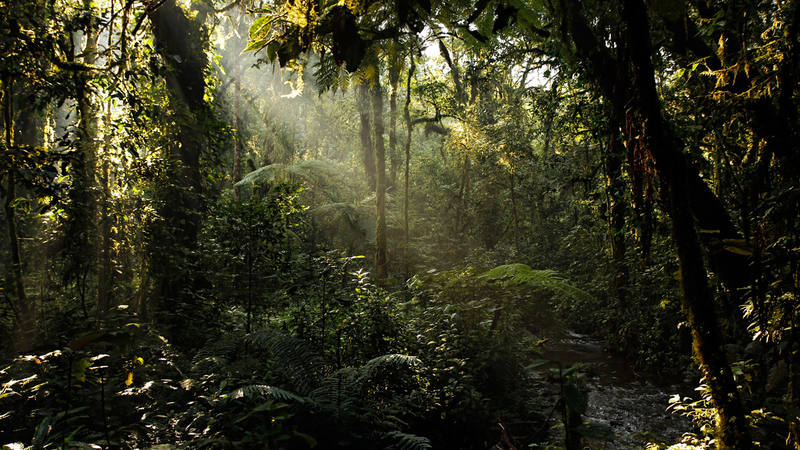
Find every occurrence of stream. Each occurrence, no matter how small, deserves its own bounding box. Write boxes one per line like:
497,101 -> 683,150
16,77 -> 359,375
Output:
534,330 -> 694,449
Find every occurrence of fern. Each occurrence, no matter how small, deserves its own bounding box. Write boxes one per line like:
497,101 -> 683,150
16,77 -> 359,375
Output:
382,431 -> 433,450
230,384 -> 315,405
191,333 -> 242,372
237,160 -> 343,189
311,202 -> 376,244
361,354 -> 422,381
310,368 -> 362,421
312,52 -> 347,94
478,263 -> 593,303
245,330 -> 323,394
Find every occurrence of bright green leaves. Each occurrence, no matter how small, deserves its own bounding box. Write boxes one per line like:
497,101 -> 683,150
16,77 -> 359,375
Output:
478,263 -> 593,303
70,358 -> 92,383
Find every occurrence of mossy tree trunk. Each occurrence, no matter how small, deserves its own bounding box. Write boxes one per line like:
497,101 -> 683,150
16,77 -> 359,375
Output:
65,0 -> 98,317
358,83 -> 376,191
403,58 -> 415,280
619,1 -> 751,447
1,77 -> 27,320
371,72 -> 387,279
556,0 -> 753,447
147,0 -> 209,318
388,58 -> 400,189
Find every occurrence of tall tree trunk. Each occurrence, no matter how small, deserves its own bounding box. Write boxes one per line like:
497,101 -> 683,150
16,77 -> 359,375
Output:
403,58 -> 415,280
2,77 -> 27,316
605,117 -> 628,302
66,2 -> 99,316
619,1 -> 751,447
358,83 -> 376,191
556,1 -> 752,446
97,97 -> 113,314
371,75 -> 387,279
509,173 -> 519,254
541,79 -> 558,156
96,5 -> 116,314
147,0 -> 208,311
388,62 -> 400,189
455,155 -> 470,235
232,10 -> 243,201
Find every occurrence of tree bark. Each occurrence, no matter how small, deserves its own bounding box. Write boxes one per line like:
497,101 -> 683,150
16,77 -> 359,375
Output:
509,173 -> 519,254
2,77 -> 27,314
147,0 -> 208,307
371,74 -> 387,279
605,117 -> 628,302
65,1 -> 99,315
358,83 -> 376,191
96,99 -> 112,313
619,1 -> 752,446
232,9 -> 243,201
556,0 -> 752,446
403,58 -> 415,280
388,61 -> 400,189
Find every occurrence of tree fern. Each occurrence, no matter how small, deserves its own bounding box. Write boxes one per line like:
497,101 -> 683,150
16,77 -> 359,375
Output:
237,160 -> 343,189
309,355 -> 423,422
310,202 -> 375,244
478,263 -> 593,303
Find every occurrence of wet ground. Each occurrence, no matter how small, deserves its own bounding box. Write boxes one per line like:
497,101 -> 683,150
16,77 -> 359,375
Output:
534,330 -> 694,449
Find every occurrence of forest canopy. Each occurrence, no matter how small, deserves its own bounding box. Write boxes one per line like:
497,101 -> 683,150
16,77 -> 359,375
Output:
1,0 -> 799,448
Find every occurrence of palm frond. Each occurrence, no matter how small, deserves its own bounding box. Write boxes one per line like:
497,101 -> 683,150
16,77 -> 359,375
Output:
236,163 -> 288,186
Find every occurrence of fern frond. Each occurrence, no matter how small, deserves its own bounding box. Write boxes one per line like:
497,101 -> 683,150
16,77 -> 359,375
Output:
313,52 -> 347,94
478,264 -> 593,303
230,384 -> 314,405
310,368 -> 362,421
236,163 -> 287,186
243,330 -> 275,350
237,160 -> 344,188
191,334 -> 242,373
245,330 -> 323,394
361,354 -> 422,381
382,431 -> 433,450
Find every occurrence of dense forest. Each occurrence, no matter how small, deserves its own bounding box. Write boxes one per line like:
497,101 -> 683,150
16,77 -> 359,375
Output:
1,0 -> 799,448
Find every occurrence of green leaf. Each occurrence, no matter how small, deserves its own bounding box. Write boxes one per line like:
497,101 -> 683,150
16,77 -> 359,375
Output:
524,359 -> 551,371
71,358 -> 92,382
266,41 -> 280,61
249,16 -> 272,39
243,38 -> 268,53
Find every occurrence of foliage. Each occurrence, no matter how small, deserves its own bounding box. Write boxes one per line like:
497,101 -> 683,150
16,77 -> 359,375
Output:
3,0 -> 800,448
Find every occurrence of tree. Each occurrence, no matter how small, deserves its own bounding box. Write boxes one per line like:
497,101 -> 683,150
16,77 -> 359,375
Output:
551,0 -> 752,446
146,0 -> 211,312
